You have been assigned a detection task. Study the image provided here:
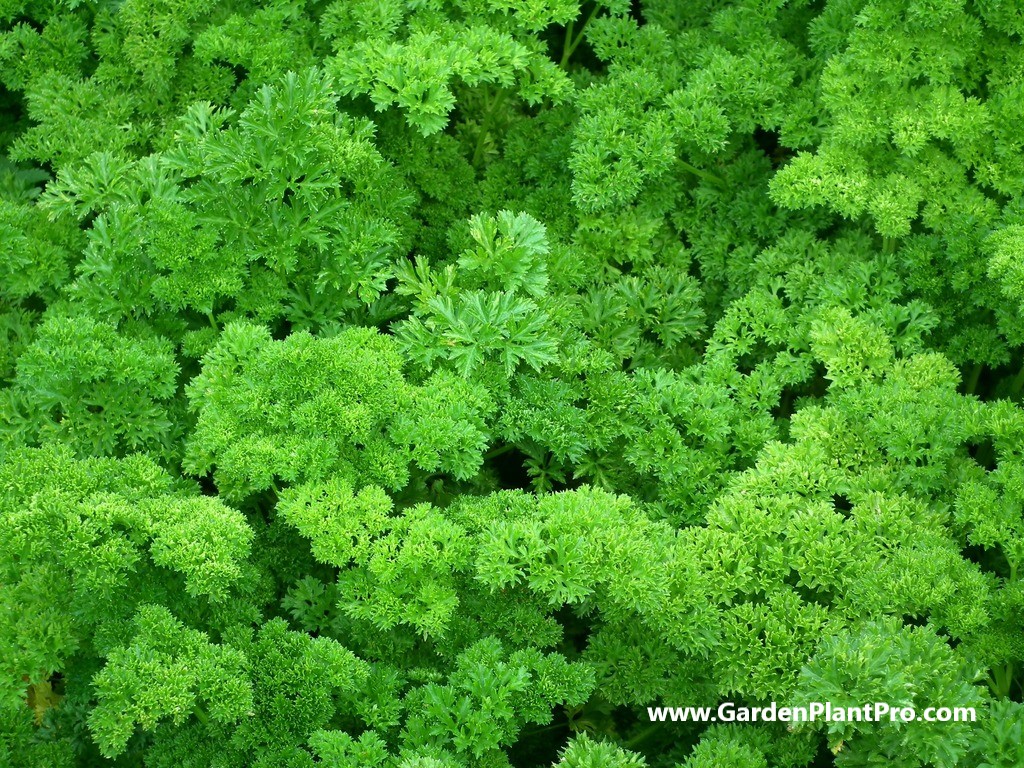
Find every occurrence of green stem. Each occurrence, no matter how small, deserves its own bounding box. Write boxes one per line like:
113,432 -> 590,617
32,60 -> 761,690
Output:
483,443 -> 516,460
986,672 -> 1001,697
988,663 -> 1014,699
560,19 -> 575,69
622,723 -> 662,750
472,88 -> 507,169
777,389 -> 794,420
678,159 -> 726,188
882,236 -> 897,255
206,309 -> 219,331
965,363 -> 983,395
1009,363 -> 1024,397
522,721 -> 567,739
560,2 -> 601,69
192,705 -> 210,725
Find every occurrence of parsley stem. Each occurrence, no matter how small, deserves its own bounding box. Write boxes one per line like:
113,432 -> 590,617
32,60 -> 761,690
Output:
472,88 -> 507,170
484,443 -> 516,460
522,721 -> 567,738
987,663 -> 1014,698
560,2 -> 601,69
677,159 -> 725,188
560,20 -> 575,69
622,723 -> 661,749
964,362 -> 982,395
1009,363 -> 1024,397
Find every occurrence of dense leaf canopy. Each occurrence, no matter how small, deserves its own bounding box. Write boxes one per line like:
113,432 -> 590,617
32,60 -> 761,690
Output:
2,1 -> 1023,767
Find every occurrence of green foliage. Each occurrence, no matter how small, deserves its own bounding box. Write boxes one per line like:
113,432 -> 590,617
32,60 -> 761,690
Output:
185,322 -> 413,498
0,445 -> 254,717
322,0 -> 576,135
2,311 -> 181,459
554,733 -> 645,768
794,618 -> 985,767
88,605 -> 252,758
394,210 -> 560,377
2,0 -> 1024,766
